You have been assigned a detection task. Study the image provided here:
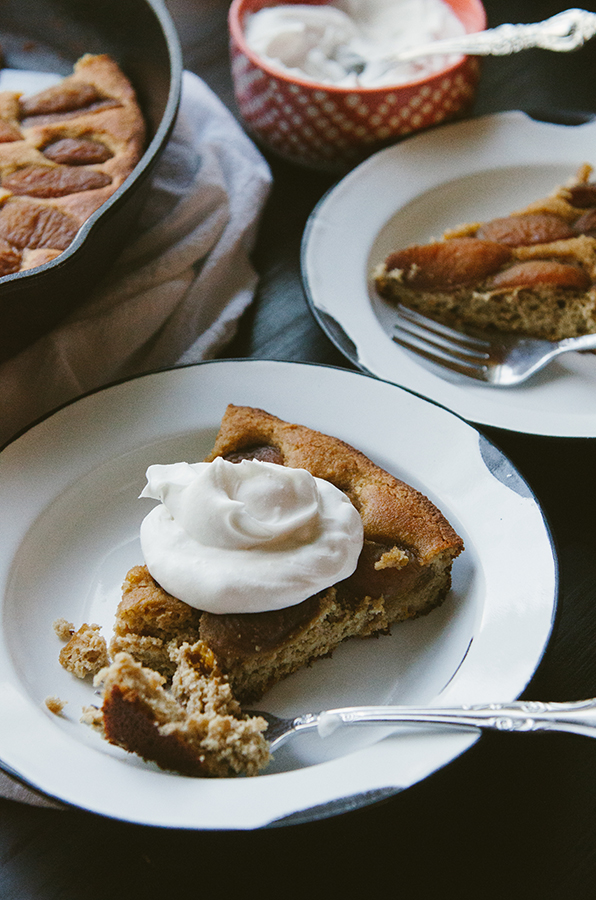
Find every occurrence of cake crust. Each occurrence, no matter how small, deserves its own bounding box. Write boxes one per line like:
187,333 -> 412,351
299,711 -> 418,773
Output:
206,404 -> 463,564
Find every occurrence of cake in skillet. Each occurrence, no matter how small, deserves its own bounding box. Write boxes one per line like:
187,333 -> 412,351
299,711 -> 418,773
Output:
374,164 -> 596,341
57,404 -> 464,777
0,53 -> 145,275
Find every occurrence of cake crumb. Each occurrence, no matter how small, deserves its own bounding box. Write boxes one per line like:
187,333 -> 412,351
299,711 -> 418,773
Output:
53,617 -> 75,641
45,695 -> 67,715
59,623 -> 109,679
80,704 -> 106,736
375,546 -> 409,570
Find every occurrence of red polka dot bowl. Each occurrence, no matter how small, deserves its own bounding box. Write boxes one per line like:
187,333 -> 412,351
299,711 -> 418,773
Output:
229,0 -> 486,172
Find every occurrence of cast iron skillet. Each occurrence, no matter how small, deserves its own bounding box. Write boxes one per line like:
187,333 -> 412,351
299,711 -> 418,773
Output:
0,0 -> 182,362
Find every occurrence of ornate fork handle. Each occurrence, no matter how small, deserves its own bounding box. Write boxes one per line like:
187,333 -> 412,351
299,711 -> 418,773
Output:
396,9 -> 596,62
315,698 -> 596,740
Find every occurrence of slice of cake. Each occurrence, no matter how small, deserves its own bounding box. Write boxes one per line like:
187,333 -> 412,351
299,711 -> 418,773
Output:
374,164 -> 596,341
193,404 -> 464,701
59,405 -> 464,777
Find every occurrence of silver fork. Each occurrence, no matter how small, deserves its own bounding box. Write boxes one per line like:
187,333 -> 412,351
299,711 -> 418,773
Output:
250,699 -> 596,753
392,306 -> 596,386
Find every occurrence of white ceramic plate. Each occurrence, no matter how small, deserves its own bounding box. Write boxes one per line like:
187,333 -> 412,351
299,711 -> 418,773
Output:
302,110 -> 596,437
0,360 -> 556,829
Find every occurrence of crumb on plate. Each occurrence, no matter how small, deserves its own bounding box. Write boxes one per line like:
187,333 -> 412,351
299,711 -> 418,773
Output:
58,622 -> 109,679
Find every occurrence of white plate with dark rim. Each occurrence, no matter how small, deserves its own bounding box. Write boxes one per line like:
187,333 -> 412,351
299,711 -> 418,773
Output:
0,360 -> 556,829
302,110 -> 596,438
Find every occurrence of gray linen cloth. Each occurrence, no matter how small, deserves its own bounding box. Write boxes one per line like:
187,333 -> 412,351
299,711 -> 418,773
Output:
0,70 -> 271,448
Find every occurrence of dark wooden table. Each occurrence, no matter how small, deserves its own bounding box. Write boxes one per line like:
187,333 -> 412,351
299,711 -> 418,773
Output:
2,1 -> 596,896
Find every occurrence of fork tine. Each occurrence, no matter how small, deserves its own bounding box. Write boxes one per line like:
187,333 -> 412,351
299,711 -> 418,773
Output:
396,305 -> 491,352
393,318 -> 489,364
392,330 -> 490,381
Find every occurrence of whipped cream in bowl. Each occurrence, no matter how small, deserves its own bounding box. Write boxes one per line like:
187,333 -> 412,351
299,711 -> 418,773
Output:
139,457 -> 364,614
243,0 -> 467,88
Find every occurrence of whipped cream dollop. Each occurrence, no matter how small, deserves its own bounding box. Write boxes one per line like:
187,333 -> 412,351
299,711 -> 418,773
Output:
139,457 -> 364,614
244,0 -> 466,88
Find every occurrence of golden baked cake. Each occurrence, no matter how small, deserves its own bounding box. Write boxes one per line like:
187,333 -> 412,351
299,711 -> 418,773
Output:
0,53 -> 145,275
57,405 -> 463,777
375,164 -> 596,341
195,404 -> 464,701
